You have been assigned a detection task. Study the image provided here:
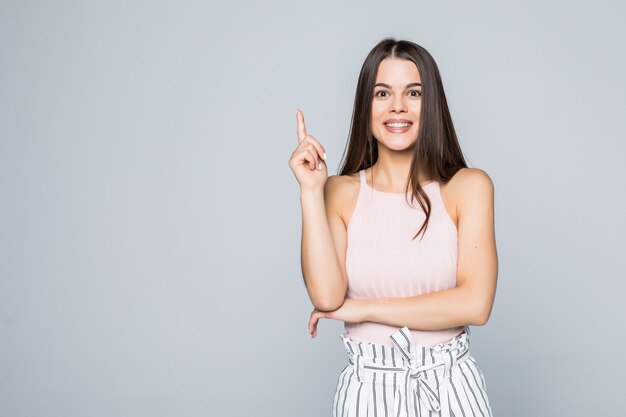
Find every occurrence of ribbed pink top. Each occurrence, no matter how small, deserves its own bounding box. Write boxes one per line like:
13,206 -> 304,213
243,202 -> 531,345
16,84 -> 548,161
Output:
342,169 -> 465,348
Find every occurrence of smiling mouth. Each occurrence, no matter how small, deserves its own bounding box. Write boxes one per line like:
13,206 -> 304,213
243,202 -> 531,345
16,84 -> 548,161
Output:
384,122 -> 413,128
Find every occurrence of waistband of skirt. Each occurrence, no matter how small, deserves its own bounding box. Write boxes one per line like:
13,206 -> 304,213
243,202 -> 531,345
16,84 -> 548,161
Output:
340,325 -> 471,365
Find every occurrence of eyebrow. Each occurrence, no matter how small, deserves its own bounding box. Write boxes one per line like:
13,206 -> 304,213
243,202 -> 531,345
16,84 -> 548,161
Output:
374,82 -> 422,89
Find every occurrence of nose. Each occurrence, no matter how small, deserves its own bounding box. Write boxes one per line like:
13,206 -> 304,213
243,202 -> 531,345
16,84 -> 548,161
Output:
390,94 -> 407,113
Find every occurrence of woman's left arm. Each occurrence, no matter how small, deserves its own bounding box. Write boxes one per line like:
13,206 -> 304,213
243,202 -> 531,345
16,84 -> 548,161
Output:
308,169 -> 498,336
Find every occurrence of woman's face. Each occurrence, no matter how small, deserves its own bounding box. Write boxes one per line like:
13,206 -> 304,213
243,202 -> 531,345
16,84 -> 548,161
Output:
371,57 -> 422,151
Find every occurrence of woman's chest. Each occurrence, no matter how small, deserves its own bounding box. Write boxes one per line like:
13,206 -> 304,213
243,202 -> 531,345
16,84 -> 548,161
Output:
345,221 -> 458,298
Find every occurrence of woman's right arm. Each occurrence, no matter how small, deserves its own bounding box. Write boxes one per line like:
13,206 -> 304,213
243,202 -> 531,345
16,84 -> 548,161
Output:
300,175 -> 348,311
289,109 -> 348,312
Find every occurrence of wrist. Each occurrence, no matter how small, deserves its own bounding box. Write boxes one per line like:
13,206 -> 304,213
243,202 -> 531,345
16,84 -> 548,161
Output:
300,186 -> 324,201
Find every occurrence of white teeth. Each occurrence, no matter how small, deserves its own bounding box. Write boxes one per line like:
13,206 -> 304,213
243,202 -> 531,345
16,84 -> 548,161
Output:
385,122 -> 412,128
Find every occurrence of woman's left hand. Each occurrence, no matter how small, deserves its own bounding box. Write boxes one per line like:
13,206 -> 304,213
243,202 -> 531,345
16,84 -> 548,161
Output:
308,299 -> 368,338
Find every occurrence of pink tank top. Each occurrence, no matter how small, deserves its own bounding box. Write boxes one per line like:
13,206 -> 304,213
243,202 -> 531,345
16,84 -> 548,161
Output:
342,169 -> 465,347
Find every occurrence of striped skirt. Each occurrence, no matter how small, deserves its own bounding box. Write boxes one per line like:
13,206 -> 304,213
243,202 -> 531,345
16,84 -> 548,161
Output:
332,326 -> 493,417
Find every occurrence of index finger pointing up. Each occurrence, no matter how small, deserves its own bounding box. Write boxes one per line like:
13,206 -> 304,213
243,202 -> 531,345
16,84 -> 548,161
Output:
296,108 -> 308,143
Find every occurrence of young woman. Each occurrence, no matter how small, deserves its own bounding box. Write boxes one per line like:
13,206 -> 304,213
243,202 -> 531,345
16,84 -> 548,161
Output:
289,38 -> 497,417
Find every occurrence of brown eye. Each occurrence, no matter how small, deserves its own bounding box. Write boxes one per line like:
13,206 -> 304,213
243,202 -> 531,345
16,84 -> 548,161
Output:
375,91 -> 389,97
409,90 -> 422,97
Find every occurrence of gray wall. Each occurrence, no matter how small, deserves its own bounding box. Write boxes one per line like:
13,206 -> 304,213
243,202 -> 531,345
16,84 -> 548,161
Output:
1,1 -> 624,416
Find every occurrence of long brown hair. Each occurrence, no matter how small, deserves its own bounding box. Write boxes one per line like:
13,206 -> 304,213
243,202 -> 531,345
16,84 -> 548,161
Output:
337,37 -> 468,240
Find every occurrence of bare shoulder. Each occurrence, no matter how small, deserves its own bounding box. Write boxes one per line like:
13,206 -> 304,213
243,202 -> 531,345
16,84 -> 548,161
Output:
447,168 -> 494,216
448,167 -> 493,189
324,172 -> 360,228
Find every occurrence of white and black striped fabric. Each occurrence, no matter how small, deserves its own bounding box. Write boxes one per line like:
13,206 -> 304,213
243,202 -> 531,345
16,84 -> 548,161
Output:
332,326 -> 493,417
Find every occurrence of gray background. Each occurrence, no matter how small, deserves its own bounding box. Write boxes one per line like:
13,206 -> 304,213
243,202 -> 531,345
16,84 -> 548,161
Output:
1,0 -> 625,416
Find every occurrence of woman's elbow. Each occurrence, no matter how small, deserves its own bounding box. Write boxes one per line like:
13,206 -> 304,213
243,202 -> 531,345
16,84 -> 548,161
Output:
313,292 -> 346,311
312,286 -> 347,311
472,303 -> 493,326
314,299 -> 341,312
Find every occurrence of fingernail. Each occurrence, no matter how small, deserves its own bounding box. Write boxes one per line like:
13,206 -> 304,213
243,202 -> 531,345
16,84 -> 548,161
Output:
323,152 -> 327,160
318,164 -> 323,171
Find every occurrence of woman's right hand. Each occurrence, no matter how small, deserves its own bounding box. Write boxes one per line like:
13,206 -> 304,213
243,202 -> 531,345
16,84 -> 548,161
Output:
288,109 -> 328,191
